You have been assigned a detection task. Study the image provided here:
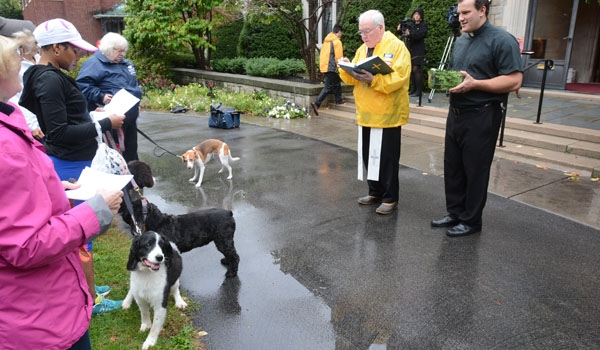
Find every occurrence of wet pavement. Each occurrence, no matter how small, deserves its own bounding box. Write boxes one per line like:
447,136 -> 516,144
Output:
135,110 -> 600,350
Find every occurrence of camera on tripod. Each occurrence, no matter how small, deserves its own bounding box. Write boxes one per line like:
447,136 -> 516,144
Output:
398,17 -> 414,34
446,6 -> 461,36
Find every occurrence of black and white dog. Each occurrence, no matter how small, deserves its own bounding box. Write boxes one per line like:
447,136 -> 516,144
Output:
123,231 -> 188,350
121,199 -> 240,278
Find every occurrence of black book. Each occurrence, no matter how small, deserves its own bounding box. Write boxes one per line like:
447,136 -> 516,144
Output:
338,55 -> 394,75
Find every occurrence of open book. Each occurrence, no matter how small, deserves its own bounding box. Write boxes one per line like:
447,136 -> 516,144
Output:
338,56 -> 394,76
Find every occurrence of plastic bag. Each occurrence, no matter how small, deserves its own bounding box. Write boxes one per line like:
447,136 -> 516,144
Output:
91,123 -> 129,175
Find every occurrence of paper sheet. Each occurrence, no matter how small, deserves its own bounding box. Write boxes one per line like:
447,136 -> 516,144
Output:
65,167 -> 133,200
103,88 -> 140,115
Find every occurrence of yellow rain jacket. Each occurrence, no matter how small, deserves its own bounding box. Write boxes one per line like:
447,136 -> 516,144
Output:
339,31 -> 411,128
320,32 -> 344,73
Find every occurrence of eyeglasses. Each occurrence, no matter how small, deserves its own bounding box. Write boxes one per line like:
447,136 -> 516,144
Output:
357,26 -> 378,36
114,48 -> 127,54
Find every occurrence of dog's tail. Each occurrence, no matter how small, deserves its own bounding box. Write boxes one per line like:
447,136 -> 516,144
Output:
224,144 -> 240,162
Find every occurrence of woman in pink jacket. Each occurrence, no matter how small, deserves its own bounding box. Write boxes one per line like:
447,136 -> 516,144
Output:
0,34 -> 123,349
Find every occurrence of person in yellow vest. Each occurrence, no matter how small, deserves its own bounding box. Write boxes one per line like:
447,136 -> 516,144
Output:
311,24 -> 345,116
339,10 -> 411,215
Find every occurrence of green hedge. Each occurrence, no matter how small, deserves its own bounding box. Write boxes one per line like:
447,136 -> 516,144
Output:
236,18 -> 302,60
212,57 -> 306,78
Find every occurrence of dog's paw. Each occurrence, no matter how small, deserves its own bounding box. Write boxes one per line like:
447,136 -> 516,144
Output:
140,322 -> 152,332
188,178 -> 195,183
142,338 -> 156,350
195,183 -> 202,188
122,295 -> 132,309
226,175 -> 233,180
175,299 -> 188,309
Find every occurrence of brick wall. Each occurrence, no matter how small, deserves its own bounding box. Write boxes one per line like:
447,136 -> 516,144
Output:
23,0 -> 121,45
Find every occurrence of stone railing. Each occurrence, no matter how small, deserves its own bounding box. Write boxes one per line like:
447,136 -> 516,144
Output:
171,68 -> 353,107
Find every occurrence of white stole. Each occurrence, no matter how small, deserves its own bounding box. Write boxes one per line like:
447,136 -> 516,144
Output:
357,126 -> 382,181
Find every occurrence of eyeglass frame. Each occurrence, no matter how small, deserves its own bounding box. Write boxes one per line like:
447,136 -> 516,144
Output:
357,24 -> 381,36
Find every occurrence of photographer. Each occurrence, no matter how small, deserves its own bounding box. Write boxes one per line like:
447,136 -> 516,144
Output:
400,8 -> 428,97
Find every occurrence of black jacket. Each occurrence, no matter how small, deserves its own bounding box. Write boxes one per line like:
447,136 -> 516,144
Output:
20,64 -> 112,161
408,21 -> 428,65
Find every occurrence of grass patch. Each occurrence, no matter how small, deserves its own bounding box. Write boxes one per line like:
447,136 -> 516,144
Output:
89,222 -> 205,349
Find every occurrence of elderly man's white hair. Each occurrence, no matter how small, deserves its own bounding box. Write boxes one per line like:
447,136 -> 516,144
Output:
358,9 -> 385,27
99,32 -> 128,56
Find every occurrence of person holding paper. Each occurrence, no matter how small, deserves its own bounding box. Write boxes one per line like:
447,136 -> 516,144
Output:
77,32 -> 143,162
0,33 -> 123,349
338,9 -> 411,215
19,18 -> 125,315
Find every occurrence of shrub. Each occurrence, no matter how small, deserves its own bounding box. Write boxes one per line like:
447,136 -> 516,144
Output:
243,57 -> 306,78
213,19 -> 245,60
142,83 -> 309,119
211,57 -> 247,74
237,18 -> 302,60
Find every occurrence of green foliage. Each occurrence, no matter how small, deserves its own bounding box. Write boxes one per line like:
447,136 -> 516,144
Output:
142,83 -> 309,119
264,101 -> 309,119
427,68 -> 463,90
212,57 -> 306,78
237,18 -> 302,59
211,57 -> 247,74
212,19 -> 245,60
243,57 -> 305,78
0,0 -> 23,19
122,0 -> 221,69
89,226 -> 204,349
339,1 -> 410,57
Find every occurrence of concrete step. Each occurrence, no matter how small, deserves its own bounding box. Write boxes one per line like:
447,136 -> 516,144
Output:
319,100 -> 600,177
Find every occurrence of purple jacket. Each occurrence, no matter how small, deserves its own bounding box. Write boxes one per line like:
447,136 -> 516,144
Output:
0,101 -> 109,349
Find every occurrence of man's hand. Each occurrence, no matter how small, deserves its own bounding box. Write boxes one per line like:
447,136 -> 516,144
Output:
103,94 -> 113,105
449,71 -> 472,94
353,69 -> 374,84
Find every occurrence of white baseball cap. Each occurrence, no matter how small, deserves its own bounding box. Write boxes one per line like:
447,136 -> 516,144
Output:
33,18 -> 97,52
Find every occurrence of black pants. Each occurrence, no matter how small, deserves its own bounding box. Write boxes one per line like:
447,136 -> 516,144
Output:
443,103 -> 503,227
410,64 -> 423,95
68,330 -> 91,350
118,107 -> 140,162
361,126 -> 401,203
315,72 -> 342,106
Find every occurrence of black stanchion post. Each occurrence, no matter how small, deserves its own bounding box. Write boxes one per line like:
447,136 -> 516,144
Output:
498,94 -> 508,147
535,59 -> 554,124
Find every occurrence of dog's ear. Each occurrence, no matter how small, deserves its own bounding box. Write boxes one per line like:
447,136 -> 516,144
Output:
126,236 -> 141,271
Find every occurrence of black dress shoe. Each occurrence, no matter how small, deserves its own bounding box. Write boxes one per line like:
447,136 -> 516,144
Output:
357,195 -> 381,205
431,215 -> 459,227
311,102 -> 319,116
446,223 -> 481,237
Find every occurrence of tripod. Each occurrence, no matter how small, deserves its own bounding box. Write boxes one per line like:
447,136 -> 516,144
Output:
427,32 -> 459,103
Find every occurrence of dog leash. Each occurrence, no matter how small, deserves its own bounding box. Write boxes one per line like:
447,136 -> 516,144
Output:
122,180 -> 144,236
136,128 -> 180,158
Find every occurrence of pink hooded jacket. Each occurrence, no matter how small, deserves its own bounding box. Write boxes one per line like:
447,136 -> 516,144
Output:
0,101 -> 105,349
